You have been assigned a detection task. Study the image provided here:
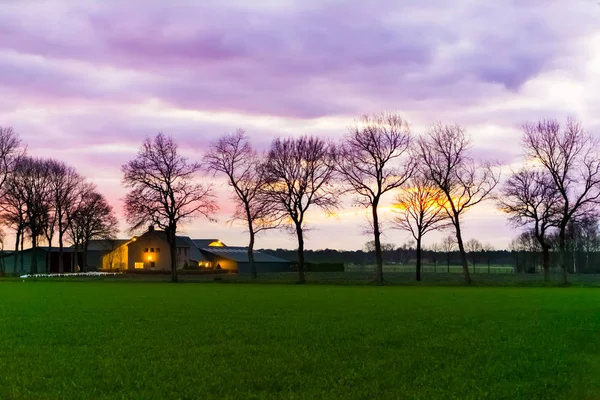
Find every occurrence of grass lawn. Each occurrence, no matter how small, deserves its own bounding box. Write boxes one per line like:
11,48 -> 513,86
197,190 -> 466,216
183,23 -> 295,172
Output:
1,282 -> 599,399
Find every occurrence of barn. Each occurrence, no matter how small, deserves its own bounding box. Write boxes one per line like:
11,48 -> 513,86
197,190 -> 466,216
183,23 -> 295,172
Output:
0,247 -> 83,275
198,246 -> 291,274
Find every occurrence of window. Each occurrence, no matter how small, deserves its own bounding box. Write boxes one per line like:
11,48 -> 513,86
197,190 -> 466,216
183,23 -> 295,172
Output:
150,248 -> 155,253
144,248 -> 148,253
156,248 -> 160,253
134,262 -> 144,269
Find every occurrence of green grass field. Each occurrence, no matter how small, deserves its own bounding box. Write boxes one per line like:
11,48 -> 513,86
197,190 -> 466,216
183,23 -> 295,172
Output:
1,282 -> 600,399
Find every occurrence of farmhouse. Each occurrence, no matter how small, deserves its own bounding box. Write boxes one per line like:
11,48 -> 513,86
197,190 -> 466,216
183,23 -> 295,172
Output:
101,226 -> 291,274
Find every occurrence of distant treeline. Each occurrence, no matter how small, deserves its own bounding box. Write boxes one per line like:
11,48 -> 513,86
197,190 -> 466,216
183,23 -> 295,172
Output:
260,248 -> 600,274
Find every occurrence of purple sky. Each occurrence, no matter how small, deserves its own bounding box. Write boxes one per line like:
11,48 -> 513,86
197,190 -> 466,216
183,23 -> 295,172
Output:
1,0 -> 600,250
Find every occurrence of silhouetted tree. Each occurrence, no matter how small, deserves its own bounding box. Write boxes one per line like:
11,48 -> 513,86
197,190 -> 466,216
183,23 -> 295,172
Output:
392,175 -> 449,281
205,130 -> 280,279
481,243 -> 495,273
522,118 -> 600,284
43,160 -> 84,272
0,126 -> 24,191
262,136 -> 337,283
122,133 -> 217,282
498,169 -> 560,281
418,123 -> 500,284
465,238 -> 483,270
441,234 -> 456,273
335,113 -> 413,285
6,157 -> 53,273
69,184 -> 118,271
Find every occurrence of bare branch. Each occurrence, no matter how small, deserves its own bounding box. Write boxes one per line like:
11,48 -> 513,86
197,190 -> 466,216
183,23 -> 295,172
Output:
122,132 -> 218,282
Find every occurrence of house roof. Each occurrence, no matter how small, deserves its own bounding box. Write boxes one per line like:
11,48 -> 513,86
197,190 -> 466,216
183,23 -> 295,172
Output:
75,239 -> 129,251
177,236 -> 209,262
192,239 -> 222,248
2,247 -> 77,255
199,247 -> 290,264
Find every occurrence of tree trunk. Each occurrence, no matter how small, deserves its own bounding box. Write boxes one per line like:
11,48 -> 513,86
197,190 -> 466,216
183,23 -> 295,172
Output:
542,245 -> 550,282
586,248 -> 590,273
73,242 -> 79,272
559,225 -> 568,285
14,228 -> 20,275
372,201 -> 384,286
168,227 -> 178,283
83,242 -> 89,272
415,236 -> 422,282
248,227 -> 256,280
19,233 -> 24,273
455,218 -> 472,285
296,223 -> 305,284
31,236 -> 38,275
46,236 -> 52,273
58,232 -> 65,273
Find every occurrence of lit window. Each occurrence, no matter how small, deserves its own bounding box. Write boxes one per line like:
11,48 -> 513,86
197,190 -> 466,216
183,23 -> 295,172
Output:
134,262 -> 144,269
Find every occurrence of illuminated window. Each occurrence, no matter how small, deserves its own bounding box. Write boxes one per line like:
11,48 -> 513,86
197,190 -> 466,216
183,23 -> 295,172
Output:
134,262 -> 144,269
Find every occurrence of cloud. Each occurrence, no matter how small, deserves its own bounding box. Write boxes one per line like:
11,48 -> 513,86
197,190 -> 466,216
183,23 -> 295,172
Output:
1,0 -> 599,249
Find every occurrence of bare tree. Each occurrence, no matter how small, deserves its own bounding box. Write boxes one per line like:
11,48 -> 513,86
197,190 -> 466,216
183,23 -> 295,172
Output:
262,135 -> 337,283
464,238 -> 483,271
481,243 -> 495,273
0,126 -> 24,190
49,162 -> 84,273
0,127 -> 25,271
392,175 -> 449,281
429,243 -> 441,272
122,133 -> 217,282
510,230 -> 542,273
69,184 -> 118,271
522,118 -> 600,284
576,215 -> 600,272
440,234 -> 456,273
498,169 -> 560,281
0,179 -> 27,273
335,113 -> 414,285
418,123 -> 500,284
205,130 -> 280,279
8,157 -> 53,273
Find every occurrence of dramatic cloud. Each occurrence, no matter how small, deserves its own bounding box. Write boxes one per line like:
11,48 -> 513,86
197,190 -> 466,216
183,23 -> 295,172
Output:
1,0 -> 599,249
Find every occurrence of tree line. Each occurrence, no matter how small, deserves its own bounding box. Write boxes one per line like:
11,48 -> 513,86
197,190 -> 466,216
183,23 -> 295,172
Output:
119,113 -> 599,286
3,113 -> 597,285
0,127 -> 118,274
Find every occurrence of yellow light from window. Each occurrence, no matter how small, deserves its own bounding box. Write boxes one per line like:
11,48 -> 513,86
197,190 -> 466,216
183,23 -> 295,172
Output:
208,240 -> 224,247
147,255 -> 152,261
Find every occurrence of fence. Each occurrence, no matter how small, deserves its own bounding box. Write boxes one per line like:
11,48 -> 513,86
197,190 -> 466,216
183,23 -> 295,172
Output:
345,264 -> 515,274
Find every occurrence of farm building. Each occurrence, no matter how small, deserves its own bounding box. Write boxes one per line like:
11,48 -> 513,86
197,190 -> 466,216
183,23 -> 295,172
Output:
198,246 -> 292,274
70,240 -> 129,270
100,226 -> 291,274
0,247 -> 83,275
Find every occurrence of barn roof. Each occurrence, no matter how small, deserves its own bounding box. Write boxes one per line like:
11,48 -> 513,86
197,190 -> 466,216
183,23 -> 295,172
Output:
199,247 -> 290,263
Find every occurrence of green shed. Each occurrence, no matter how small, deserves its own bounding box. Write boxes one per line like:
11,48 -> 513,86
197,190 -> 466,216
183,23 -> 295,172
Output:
0,248 -> 83,275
